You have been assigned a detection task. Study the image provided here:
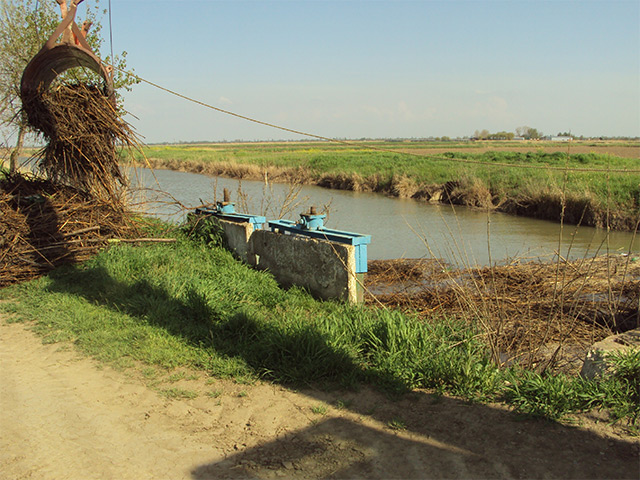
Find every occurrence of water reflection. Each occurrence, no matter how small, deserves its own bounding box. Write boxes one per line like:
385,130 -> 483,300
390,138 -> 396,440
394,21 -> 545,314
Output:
128,168 -> 638,266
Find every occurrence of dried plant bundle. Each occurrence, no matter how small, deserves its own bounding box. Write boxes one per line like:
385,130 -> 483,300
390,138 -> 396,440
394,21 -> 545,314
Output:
0,174 -> 140,287
21,82 -> 135,200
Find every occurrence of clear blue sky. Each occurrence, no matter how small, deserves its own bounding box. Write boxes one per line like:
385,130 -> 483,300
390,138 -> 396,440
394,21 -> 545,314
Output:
92,0 -> 638,143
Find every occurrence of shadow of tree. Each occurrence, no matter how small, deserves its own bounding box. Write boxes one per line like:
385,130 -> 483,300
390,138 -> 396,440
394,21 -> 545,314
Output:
45,264 -> 407,390
44,264 -> 640,480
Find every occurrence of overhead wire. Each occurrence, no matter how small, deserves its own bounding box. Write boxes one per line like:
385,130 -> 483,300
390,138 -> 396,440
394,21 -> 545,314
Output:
105,66 -> 640,175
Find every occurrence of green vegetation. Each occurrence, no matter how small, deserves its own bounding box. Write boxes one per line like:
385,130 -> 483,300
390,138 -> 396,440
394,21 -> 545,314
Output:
387,418 -> 407,431
311,404 -> 328,415
161,387 -> 199,400
129,141 -> 640,231
1,224 -> 638,424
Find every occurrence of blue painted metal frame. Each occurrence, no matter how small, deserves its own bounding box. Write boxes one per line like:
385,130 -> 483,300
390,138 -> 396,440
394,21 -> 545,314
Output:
298,213 -> 326,231
194,207 -> 266,229
268,219 -> 371,273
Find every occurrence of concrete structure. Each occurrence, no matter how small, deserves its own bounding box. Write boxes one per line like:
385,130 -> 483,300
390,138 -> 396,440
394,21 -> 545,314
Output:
580,328 -> 640,380
252,230 -> 357,303
206,217 -> 361,303
216,217 -> 258,266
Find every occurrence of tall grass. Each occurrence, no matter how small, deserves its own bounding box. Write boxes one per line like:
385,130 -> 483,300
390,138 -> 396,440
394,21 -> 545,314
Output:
1,226 -> 638,423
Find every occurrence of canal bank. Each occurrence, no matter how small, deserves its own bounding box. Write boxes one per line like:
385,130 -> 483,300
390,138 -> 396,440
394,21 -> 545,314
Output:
133,143 -> 640,232
129,167 -> 639,267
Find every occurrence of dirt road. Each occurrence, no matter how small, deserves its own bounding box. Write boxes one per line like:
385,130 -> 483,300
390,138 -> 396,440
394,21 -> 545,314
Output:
1,319 -> 638,480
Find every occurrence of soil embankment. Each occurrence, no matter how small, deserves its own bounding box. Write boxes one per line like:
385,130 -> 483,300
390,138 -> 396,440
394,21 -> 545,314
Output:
139,142 -> 640,231
1,318 -> 638,480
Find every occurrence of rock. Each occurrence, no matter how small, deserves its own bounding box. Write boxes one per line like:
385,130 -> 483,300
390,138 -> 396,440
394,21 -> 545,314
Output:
580,328 -> 640,380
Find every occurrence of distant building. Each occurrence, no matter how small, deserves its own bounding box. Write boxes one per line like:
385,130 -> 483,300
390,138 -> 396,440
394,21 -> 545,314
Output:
551,136 -> 573,142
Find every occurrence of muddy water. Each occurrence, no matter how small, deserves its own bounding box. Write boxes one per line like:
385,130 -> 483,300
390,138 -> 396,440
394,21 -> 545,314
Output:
129,168 -> 638,266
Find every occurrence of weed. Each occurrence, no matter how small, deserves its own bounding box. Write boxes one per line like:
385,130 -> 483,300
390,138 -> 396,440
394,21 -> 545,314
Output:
335,399 -> 353,410
387,418 -> 406,430
141,367 -> 159,379
311,404 -> 328,415
167,371 -> 186,383
207,390 -> 223,398
161,388 -> 198,400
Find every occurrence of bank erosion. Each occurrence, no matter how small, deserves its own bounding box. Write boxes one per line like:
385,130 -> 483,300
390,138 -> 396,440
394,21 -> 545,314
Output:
133,140 -> 640,232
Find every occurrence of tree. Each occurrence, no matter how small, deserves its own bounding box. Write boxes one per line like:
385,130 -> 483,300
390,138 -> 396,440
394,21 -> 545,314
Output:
474,129 -> 490,140
516,126 -> 542,140
0,0 -> 135,172
496,131 -> 514,140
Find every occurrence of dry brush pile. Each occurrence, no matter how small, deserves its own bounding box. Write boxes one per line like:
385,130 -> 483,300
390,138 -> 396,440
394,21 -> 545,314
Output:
365,256 -> 640,374
1,83 -> 140,286
0,175 -> 139,287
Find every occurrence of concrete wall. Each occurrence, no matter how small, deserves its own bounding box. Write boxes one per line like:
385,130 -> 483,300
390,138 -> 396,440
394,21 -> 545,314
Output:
214,218 -> 257,266
209,217 -> 358,303
252,230 -> 357,303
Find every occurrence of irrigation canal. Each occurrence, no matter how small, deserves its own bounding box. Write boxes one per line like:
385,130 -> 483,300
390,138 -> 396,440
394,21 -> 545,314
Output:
130,167 -> 638,267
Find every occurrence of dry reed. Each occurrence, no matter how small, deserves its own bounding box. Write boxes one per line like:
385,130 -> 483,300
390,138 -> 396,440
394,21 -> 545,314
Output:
365,256 -> 640,374
0,174 -> 139,287
22,83 -> 136,201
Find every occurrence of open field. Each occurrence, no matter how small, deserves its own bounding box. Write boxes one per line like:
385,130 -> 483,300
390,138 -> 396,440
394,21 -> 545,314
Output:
144,140 -> 639,158
129,140 -> 640,231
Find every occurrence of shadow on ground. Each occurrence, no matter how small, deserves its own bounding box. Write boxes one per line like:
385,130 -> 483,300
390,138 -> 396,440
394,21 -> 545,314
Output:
44,265 -> 639,480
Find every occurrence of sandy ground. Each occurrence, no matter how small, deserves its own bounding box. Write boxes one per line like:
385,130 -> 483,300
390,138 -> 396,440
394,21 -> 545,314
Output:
1,318 -> 639,480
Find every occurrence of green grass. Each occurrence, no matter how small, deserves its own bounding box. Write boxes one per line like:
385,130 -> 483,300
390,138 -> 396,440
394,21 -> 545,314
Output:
128,141 -> 640,230
311,404 -> 328,415
387,418 -> 407,431
1,224 -> 638,423
161,387 -> 199,399
207,389 -> 223,398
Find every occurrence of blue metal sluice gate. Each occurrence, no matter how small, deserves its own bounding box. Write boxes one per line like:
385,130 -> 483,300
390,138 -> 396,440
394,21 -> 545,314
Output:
194,188 -> 266,229
268,207 -> 371,274
193,192 -> 371,274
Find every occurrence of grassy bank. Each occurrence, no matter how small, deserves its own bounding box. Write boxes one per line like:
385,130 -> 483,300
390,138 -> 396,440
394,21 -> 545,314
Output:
1,224 -> 638,424
128,141 -> 640,231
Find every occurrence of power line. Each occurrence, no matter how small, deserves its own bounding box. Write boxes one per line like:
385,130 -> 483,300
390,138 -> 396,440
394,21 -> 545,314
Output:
108,65 -> 640,175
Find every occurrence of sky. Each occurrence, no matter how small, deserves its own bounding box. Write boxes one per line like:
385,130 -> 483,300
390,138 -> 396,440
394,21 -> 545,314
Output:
85,0 -> 639,143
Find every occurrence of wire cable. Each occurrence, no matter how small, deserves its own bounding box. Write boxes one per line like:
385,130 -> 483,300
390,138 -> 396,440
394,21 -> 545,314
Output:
108,65 -> 640,175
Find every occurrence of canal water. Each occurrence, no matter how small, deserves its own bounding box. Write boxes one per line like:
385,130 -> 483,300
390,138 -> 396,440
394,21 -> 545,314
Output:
128,167 -> 638,266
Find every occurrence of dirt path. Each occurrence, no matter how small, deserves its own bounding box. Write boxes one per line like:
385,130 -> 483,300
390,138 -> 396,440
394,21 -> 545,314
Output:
1,319 -> 638,480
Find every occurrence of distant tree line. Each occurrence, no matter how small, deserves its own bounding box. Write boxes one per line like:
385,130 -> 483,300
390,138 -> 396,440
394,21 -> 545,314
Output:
473,126 -> 541,140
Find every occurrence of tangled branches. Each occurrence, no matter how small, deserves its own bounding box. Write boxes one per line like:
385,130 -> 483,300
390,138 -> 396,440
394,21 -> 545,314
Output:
0,174 -> 139,287
21,82 -> 136,201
